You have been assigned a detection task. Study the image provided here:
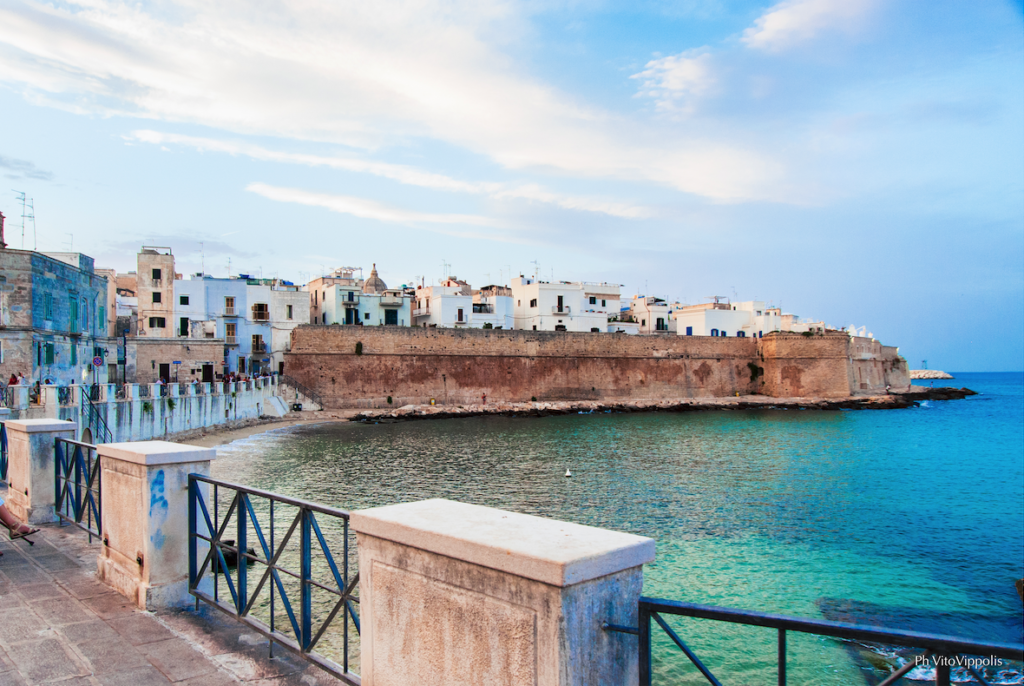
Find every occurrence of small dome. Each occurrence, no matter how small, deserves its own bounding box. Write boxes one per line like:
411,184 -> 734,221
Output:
362,263 -> 387,294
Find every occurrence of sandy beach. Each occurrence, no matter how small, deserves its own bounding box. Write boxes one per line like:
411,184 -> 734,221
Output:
175,410 -> 361,448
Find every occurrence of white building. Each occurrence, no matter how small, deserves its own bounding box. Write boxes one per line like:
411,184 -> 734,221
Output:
413,278 -> 513,329
673,299 -> 828,338
511,277 -> 620,332
320,264 -> 412,327
627,296 -> 672,334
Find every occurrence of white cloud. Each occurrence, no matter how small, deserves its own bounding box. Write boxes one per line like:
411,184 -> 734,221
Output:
128,130 -> 656,218
0,0 -> 787,203
742,0 -> 879,53
245,182 -> 499,227
632,50 -> 715,114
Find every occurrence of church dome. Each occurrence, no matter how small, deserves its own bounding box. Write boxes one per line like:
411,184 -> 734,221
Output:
362,263 -> 387,294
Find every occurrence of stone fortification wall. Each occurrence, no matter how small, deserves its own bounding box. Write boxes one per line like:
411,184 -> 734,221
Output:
285,326 -> 908,408
756,333 -> 853,398
848,337 -> 910,393
286,326 -> 759,408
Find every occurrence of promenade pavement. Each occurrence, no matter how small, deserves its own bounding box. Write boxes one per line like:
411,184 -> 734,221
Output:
0,509 -> 348,686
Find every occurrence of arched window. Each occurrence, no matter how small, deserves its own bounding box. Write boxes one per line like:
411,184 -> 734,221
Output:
737,331 -> 746,337
710,328 -> 719,336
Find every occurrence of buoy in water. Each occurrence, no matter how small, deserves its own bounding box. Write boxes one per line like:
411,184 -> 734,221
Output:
565,469 -> 572,477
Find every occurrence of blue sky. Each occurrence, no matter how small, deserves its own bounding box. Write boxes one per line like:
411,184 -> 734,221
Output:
0,0 -> 1021,371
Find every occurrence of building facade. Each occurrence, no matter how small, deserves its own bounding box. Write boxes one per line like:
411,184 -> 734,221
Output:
317,264 -> 413,328
672,299 -> 829,338
0,247 -> 115,385
511,277 -> 620,332
413,279 -> 513,329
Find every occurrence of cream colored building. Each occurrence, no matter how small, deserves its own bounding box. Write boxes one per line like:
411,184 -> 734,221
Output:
673,299 -> 828,338
414,278 -> 513,329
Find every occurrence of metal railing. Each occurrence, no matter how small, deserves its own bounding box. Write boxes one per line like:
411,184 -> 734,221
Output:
608,597 -> 1024,686
188,475 -> 360,684
0,384 -> 13,409
54,437 -> 102,541
195,382 -> 206,395
157,384 -> 169,398
137,384 -> 151,398
552,305 -> 571,314
58,386 -> 74,405
0,422 -> 7,483
82,389 -> 113,444
226,336 -> 238,345
279,374 -> 324,410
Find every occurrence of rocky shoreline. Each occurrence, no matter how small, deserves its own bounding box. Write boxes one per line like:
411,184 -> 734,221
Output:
352,386 -> 977,423
910,369 -> 954,379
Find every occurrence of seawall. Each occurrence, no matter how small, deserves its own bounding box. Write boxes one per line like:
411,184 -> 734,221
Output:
284,326 -> 910,409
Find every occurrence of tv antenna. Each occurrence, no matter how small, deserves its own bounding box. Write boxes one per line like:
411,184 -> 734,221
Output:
441,259 -> 450,280
530,260 -> 539,278
65,233 -> 73,251
12,190 -> 30,250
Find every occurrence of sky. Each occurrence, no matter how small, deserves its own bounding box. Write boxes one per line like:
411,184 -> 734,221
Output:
0,0 -> 1021,371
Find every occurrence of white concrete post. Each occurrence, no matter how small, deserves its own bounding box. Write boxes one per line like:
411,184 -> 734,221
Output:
3,419 -> 77,524
351,498 -> 656,686
42,386 -> 60,418
96,441 -> 216,610
13,386 -> 29,410
126,383 -> 139,400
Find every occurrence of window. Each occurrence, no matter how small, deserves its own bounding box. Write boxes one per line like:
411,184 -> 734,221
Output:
656,318 -> 665,331
252,334 -> 264,351
384,309 -> 398,326
44,342 -> 54,364
98,306 -> 105,330
225,296 -> 235,314
287,305 -> 293,320
710,328 -> 719,336
152,292 -> 162,303
517,300 -> 521,306
314,291 -> 318,304
44,293 -> 53,319
364,312 -> 370,320
70,299 -> 79,332
557,295 -> 563,312
758,331 -> 763,338
532,325 -> 537,330
180,295 -> 190,305
686,326 -> 693,336
149,317 -> 166,328
530,299 -> 537,308
252,303 -> 269,321
152,268 -> 162,280
226,323 -> 236,340
179,317 -> 189,337
602,299 -> 606,307
589,296 -> 596,305
555,325 -> 567,331
641,319 -> 646,327
738,331 -> 746,337
71,343 -> 77,364
457,308 -> 464,322
591,327 -> 600,332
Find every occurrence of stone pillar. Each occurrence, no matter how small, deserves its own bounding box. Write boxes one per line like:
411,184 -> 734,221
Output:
13,387 -> 29,410
41,386 -> 59,418
351,498 -> 656,686
96,441 -> 216,610
3,419 -> 77,524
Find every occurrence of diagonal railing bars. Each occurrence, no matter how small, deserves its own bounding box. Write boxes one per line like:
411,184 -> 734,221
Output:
279,374 -> 324,410
608,597 -> 1024,686
54,437 -> 102,541
188,475 -> 360,685
82,388 -> 113,444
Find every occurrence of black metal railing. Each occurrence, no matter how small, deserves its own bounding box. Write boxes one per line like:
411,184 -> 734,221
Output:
188,475 -> 359,684
609,597 -> 1024,686
137,384 -> 151,398
0,384 -> 13,408
54,437 -> 102,541
280,374 -> 324,410
87,384 -> 100,401
195,382 -> 206,395
82,390 -> 113,444
0,422 -> 8,483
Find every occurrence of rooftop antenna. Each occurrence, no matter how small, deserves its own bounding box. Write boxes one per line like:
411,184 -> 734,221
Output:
441,259 -> 450,280
65,233 -> 73,251
200,241 -> 205,275
12,191 -> 26,249
228,257 -> 232,277
530,260 -> 539,278
28,198 -> 36,251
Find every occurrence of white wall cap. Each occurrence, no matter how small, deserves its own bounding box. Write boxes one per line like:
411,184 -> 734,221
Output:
98,441 -> 216,466
351,498 -> 655,587
4,419 -> 77,433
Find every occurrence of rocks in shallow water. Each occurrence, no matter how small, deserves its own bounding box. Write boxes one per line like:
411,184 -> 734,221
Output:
910,370 -> 954,379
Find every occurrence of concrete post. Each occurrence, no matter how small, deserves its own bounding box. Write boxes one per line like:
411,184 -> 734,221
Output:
126,383 -> 139,400
13,387 -> 29,410
3,419 -> 77,524
351,498 -> 656,686
42,386 -> 59,418
96,441 -> 216,610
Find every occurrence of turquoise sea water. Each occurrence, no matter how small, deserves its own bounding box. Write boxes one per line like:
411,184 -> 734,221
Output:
212,372 -> 1024,684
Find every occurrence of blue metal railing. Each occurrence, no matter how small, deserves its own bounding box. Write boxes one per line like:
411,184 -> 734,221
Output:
188,475 -> 360,685
1,422 -> 8,483
608,597 -> 1024,686
54,437 -> 102,541
82,389 -> 113,444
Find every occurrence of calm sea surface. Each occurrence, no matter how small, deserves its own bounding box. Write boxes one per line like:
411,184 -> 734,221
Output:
212,372 -> 1024,684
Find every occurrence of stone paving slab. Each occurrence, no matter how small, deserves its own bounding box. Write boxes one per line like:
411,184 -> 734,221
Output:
0,493 -> 353,686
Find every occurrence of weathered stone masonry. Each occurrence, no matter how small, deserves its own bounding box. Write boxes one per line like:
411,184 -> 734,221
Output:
285,326 -> 910,409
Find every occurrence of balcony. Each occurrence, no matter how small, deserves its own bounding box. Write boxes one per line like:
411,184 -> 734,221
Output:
380,296 -> 404,308
413,308 -> 430,317
225,336 -> 238,345
252,342 -> 267,353
551,305 -> 571,315
472,304 -> 493,314
252,312 -> 270,322
223,307 -> 237,316
341,298 -> 359,308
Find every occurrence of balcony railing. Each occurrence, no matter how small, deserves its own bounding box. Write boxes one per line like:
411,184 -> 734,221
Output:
413,308 -> 430,317
379,296 -> 403,308
226,336 -> 238,345
552,305 -> 571,315
252,311 -> 270,321
224,307 -> 237,316
252,343 -> 267,353
472,304 -> 493,314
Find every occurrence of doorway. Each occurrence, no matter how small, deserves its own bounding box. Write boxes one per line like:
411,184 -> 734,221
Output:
159,363 -> 170,383
202,364 -> 214,382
